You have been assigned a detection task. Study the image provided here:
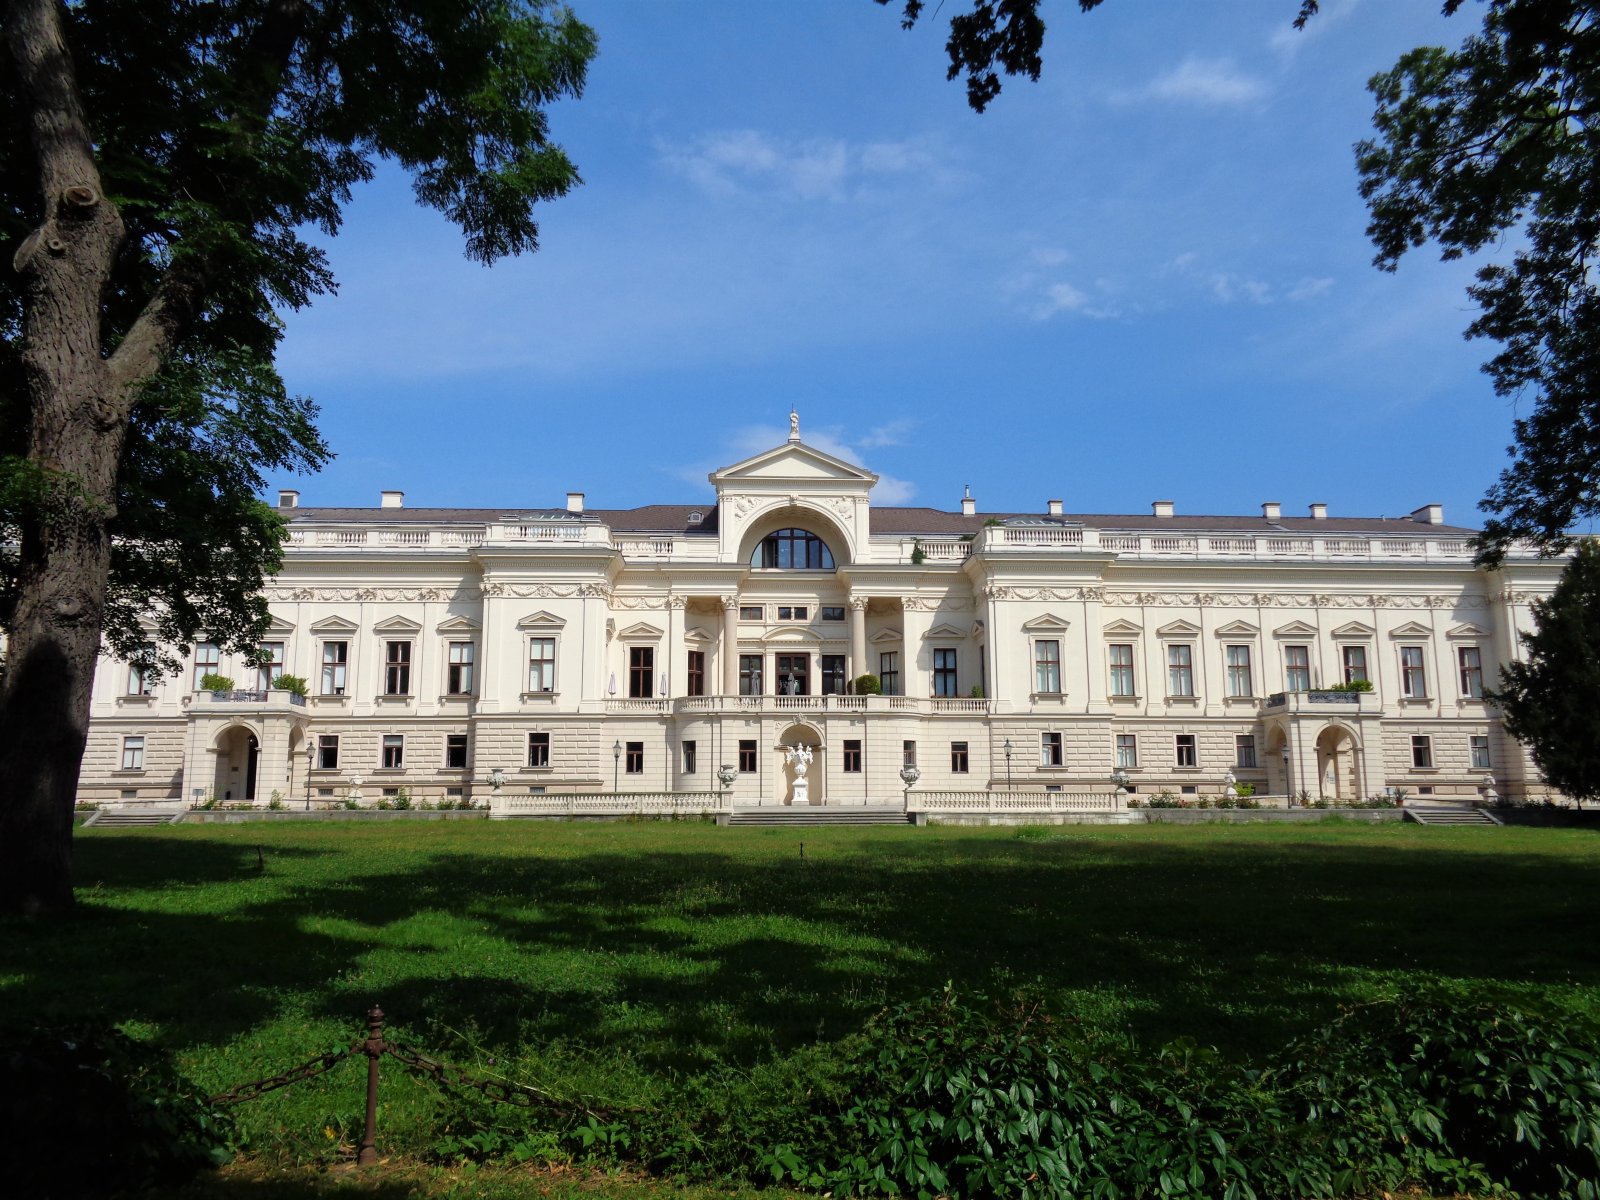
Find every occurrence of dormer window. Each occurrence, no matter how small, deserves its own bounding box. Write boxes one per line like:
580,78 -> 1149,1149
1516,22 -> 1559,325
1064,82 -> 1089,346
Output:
752,528 -> 835,569
687,510 -> 703,525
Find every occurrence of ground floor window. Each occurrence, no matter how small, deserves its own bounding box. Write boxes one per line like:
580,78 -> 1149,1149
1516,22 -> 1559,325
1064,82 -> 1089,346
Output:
527,732 -> 549,769
446,734 -> 469,769
1040,731 -> 1063,767
317,734 -> 339,770
682,740 -> 697,774
1469,735 -> 1490,770
738,739 -> 757,772
1115,733 -> 1137,769
1235,734 -> 1257,769
625,741 -> 644,774
1175,734 -> 1197,768
1411,735 -> 1433,769
843,740 -> 862,772
382,735 -> 404,769
121,736 -> 145,770
951,741 -> 969,773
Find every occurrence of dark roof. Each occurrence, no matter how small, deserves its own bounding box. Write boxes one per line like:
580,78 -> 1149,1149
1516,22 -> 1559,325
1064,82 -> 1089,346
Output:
285,503 -> 1475,537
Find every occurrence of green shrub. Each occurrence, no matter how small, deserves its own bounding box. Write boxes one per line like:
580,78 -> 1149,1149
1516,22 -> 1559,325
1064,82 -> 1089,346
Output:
854,673 -> 882,696
274,673 -> 309,697
198,672 -> 234,692
1322,679 -> 1374,693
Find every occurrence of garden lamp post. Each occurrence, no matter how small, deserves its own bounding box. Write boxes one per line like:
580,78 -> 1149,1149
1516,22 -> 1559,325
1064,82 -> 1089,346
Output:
1280,746 -> 1292,805
1002,737 -> 1013,791
612,740 -> 622,792
304,743 -> 314,810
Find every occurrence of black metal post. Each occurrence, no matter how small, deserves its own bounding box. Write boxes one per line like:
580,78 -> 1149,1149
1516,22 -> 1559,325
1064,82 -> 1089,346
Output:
357,1005 -> 385,1166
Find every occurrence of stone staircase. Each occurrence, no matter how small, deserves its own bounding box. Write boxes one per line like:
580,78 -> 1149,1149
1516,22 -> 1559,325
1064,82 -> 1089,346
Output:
83,807 -> 185,828
725,805 -> 912,827
1403,804 -> 1502,827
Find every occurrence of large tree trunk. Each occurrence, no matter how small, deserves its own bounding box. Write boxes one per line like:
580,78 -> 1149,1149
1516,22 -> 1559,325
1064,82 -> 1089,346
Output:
1,0 -> 128,914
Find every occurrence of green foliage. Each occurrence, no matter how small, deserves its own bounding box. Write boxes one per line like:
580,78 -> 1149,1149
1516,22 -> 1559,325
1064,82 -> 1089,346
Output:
969,683 -> 985,698
909,538 -> 926,564
273,673 -> 309,698
1322,679 -> 1373,693
854,673 -> 883,695
0,1022 -> 234,1198
198,672 -> 235,692
1492,540 -> 1600,803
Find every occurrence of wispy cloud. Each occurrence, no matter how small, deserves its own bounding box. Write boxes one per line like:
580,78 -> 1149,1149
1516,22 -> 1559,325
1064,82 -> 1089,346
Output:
658,130 -> 954,201
1033,280 -> 1122,320
1130,57 -> 1269,107
1165,254 -> 1336,307
1268,0 -> 1362,60
724,422 -> 918,504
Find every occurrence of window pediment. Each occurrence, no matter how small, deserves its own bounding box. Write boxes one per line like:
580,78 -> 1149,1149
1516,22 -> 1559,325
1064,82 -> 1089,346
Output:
516,610 -> 566,631
1102,618 -> 1143,636
870,627 -> 903,644
1388,621 -> 1433,639
683,627 -> 715,644
1272,620 -> 1319,638
1331,621 -> 1375,638
1156,619 -> 1201,637
437,614 -> 480,634
761,626 -> 824,644
1021,613 -> 1071,632
1446,622 -> 1489,639
264,615 -> 296,635
924,622 -> 968,640
616,621 -> 664,640
372,615 -> 422,635
310,615 -> 359,635
1213,620 -> 1258,637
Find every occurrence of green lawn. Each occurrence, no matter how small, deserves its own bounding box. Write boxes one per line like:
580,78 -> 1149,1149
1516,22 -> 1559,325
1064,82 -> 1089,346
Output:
7,820 -> 1600,1190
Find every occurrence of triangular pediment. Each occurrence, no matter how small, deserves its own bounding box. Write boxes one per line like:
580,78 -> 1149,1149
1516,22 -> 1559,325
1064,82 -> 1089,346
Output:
436,614 -> 480,634
761,626 -> 825,644
1213,620 -> 1259,637
372,615 -> 421,635
1102,618 -> 1143,636
1021,613 -> 1071,632
924,621 -> 968,640
1272,620 -> 1319,638
683,626 -> 715,644
516,610 -> 566,630
310,615 -> 358,635
710,439 -> 878,486
1156,619 -> 1201,637
617,621 -> 663,640
263,614 -> 296,636
1331,621 -> 1376,638
1388,621 -> 1433,638
1446,622 -> 1490,639
870,627 -> 903,643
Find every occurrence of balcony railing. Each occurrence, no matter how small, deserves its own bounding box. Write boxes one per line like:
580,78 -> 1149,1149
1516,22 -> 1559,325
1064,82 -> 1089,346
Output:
609,695 -> 991,716
201,689 -> 307,707
1263,690 -> 1379,713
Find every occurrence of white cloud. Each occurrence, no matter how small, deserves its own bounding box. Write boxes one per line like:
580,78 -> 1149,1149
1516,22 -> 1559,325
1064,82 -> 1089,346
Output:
1138,57 -> 1269,106
659,130 -> 953,201
856,418 -> 918,449
1287,276 -> 1335,301
1033,280 -> 1121,320
1210,273 -> 1273,305
1030,247 -> 1071,267
722,422 -> 918,503
1269,0 -> 1362,60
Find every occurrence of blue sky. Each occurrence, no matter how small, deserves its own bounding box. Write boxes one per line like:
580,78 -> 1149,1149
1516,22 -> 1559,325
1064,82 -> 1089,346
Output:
272,0 -> 1515,527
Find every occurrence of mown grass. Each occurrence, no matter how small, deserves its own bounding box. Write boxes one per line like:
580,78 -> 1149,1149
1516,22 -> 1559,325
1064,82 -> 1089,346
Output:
6,820 -> 1599,1191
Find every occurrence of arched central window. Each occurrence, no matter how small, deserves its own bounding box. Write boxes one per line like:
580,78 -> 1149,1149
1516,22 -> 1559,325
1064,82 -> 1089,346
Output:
752,528 -> 835,569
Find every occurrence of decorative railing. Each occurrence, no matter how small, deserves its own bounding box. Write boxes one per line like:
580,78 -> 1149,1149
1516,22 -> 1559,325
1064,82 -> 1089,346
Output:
1263,690 -> 1378,712
996,527 -> 1084,547
908,790 -> 1118,814
494,790 -> 727,818
617,538 -> 676,557
203,689 -> 307,707
969,527 -> 1517,563
287,526 -> 489,550
918,539 -> 973,560
634,695 -> 992,716
930,698 -> 989,713
604,698 -> 671,714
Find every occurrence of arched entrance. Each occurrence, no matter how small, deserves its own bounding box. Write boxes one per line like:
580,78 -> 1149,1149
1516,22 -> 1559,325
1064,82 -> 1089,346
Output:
213,725 -> 260,802
1264,727 -> 1291,797
778,723 -> 824,806
1314,725 -> 1361,801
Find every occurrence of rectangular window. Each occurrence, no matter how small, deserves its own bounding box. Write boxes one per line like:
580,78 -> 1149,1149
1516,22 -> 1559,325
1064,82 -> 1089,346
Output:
193,642 -> 220,690
321,641 -> 348,695
738,739 -> 757,772
1284,644 -> 1311,693
682,740 -> 697,774
821,654 -> 848,695
1040,731 -> 1064,767
526,732 -> 549,769
1400,646 -> 1428,698
1411,734 -> 1433,769
1470,735 -> 1491,770
121,735 -> 145,771
1108,643 -> 1135,697
1167,644 -> 1194,697
933,648 -> 958,697
381,735 -> 404,769
257,642 -> 285,692
384,642 -> 411,696
1341,644 -> 1369,684
843,739 -> 862,772
739,654 -> 765,696
1175,734 -> 1197,768
820,606 -> 846,622
1115,733 -> 1138,769
527,637 -> 556,692
625,741 -> 644,774
687,651 -> 706,697
900,741 -> 917,769
1235,734 -> 1258,769
317,734 -> 339,770
739,605 -> 763,621
447,642 -> 475,694
879,651 -> 900,696
1225,644 -> 1253,697
1034,640 -> 1062,694
777,605 -> 809,621
1458,646 -> 1484,698
628,646 -> 654,698
951,741 -> 969,773
127,654 -> 153,696
446,733 -> 469,769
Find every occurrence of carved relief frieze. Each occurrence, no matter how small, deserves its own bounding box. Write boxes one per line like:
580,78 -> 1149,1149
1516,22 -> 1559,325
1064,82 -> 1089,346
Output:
266,586 -> 479,602
478,582 -> 612,600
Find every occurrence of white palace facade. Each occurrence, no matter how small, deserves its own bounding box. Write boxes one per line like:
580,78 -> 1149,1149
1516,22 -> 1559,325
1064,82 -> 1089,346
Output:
80,422 -> 1565,815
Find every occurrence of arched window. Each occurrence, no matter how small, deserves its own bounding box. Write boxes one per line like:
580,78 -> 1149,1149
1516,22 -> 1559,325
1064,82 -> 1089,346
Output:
752,528 -> 835,569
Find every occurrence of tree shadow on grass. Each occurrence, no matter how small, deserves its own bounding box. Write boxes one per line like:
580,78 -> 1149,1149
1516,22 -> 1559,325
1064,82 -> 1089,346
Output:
5,826 -> 1598,1074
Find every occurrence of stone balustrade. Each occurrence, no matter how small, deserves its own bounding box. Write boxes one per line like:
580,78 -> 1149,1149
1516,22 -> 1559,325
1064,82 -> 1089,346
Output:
907,789 -> 1120,813
492,790 -> 727,818
609,695 -> 991,716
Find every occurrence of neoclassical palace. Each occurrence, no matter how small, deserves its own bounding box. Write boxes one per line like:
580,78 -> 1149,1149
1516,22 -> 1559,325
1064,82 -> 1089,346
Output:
81,420 -> 1564,811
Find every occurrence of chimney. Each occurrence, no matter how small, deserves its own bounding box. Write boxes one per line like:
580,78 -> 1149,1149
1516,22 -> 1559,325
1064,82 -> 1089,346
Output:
1309,502 -> 1328,520
1411,502 -> 1444,526
1152,500 -> 1175,518
1261,501 -> 1281,521
380,490 -> 404,509
961,484 -> 976,517
566,491 -> 585,513
1046,499 -> 1063,517
277,489 -> 299,509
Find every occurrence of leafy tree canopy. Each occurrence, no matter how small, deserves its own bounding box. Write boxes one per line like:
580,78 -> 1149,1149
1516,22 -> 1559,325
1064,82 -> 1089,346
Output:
1489,538 -> 1600,803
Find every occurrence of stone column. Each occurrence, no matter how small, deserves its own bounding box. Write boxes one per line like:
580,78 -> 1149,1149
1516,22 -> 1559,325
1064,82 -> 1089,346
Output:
848,596 -> 868,683
666,596 -> 686,699
721,595 -> 740,695
901,599 -> 931,697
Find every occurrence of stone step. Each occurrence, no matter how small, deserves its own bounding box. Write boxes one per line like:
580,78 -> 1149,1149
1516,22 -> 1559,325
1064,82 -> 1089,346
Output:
726,806 -> 911,827
1404,805 -> 1501,827
86,809 -> 182,827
